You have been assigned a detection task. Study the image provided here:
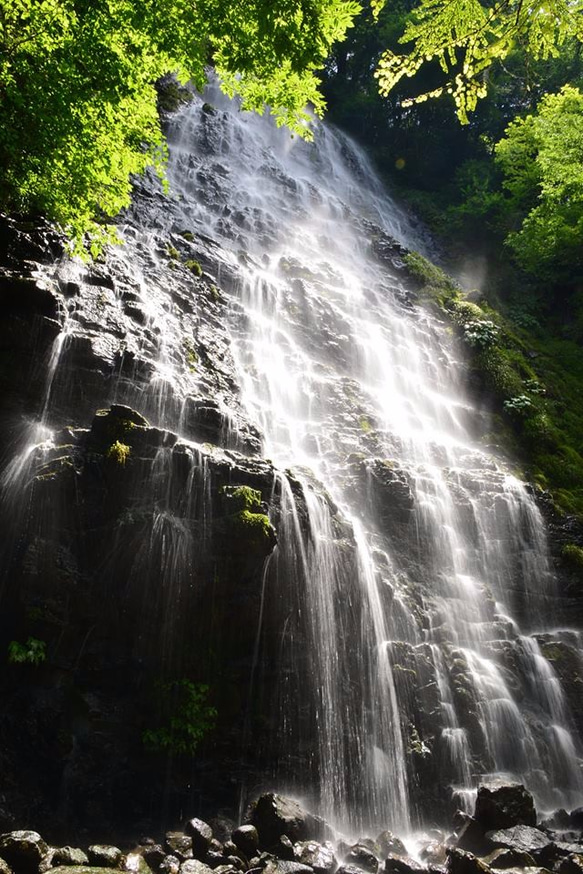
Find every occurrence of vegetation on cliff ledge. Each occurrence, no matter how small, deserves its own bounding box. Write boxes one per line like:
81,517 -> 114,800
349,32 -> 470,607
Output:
405,251 -> 583,519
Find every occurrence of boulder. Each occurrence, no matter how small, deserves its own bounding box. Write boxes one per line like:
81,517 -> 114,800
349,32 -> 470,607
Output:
0,832 -> 49,872
419,843 -> 447,866
455,819 -> 490,857
376,835 -> 407,860
141,848 -> 166,872
482,848 -> 535,869
474,784 -> 536,831
446,849 -> 490,874
249,794 -> 329,847
294,841 -> 336,874
557,855 -> 583,874
344,847 -> 377,874
165,837 -> 193,862
0,861 -> 12,874
180,862 -> 214,874
263,862 -> 314,874
485,826 -> 550,857
87,848 -> 123,869
52,849 -> 90,867
159,858 -> 181,874
184,822 -> 213,859
231,828 -> 258,859
383,855 -> 424,874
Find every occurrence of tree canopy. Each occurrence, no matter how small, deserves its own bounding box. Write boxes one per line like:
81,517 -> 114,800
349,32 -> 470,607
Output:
0,0 -> 359,249
496,84 -> 583,280
373,0 -> 583,122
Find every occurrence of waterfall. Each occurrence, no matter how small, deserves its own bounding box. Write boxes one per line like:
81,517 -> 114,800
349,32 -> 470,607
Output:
1,77 -> 582,837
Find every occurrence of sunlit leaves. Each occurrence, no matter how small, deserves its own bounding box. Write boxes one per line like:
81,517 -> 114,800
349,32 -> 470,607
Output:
374,0 -> 583,122
0,0 -> 360,251
495,85 -> 583,276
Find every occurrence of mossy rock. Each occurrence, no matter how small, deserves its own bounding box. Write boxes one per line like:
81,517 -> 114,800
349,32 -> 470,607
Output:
220,485 -> 262,513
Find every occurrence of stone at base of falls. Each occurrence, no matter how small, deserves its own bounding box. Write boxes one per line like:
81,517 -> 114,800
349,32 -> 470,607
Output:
557,855 -> 583,874
180,860 -> 214,874
484,827 -> 549,856
376,835 -> 407,860
446,849 -> 491,874
474,784 -> 536,832
87,850 -> 123,869
383,854 -> 425,874
248,795 -> 331,850
262,861 -> 313,874
0,833 -> 49,872
231,830 -> 258,860
52,849 -> 90,867
184,823 -> 213,860
344,847 -> 377,874
293,842 -> 336,874
165,836 -> 193,862
482,848 -> 536,869
455,819 -> 492,857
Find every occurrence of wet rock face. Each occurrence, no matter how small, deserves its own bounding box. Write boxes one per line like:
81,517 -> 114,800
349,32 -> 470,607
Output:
474,783 -> 537,831
248,795 -> 330,850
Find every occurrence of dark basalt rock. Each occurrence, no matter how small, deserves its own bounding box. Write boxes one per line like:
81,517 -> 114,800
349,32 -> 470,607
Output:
179,862 -> 214,874
446,849 -> 491,874
165,835 -> 193,862
263,862 -> 314,874
184,822 -> 213,859
455,819 -> 491,857
485,826 -> 550,857
383,856 -> 425,874
52,848 -> 90,867
474,783 -> 536,832
293,841 -> 336,874
231,829 -> 259,859
0,832 -> 49,872
376,834 -> 407,860
249,794 -> 330,849
141,848 -> 166,871
486,847 -> 537,869
344,847 -> 377,874
557,855 -> 583,874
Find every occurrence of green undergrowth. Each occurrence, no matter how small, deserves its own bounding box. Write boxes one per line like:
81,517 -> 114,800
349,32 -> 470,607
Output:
405,251 -> 583,518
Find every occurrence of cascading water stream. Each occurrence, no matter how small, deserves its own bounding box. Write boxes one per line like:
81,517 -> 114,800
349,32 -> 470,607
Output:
2,77 -> 582,837
163,81 -> 583,830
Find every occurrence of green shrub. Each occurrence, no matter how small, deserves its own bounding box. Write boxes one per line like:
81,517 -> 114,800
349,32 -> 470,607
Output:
8,637 -> 46,666
562,544 -> 583,569
107,440 -> 131,465
143,679 -> 217,756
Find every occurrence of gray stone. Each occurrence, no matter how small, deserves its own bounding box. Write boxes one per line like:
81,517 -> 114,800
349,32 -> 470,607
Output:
0,832 -> 49,872
87,848 -> 123,869
345,847 -> 377,874
383,855 -> 424,874
483,848 -> 536,869
52,849 -> 89,867
184,821 -> 213,859
485,826 -> 550,855
165,837 -> 193,863
294,841 -> 336,874
376,834 -> 407,860
249,794 -> 329,847
180,862 -> 214,874
159,857 -> 181,874
557,855 -> 583,874
263,863 -> 314,874
232,828 -> 259,858
474,783 -> 536,831
141,848 -> 165,872
446,849 -> 490,874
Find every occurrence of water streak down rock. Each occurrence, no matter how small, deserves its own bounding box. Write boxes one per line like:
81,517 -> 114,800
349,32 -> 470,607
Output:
0,76 -> 582,838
